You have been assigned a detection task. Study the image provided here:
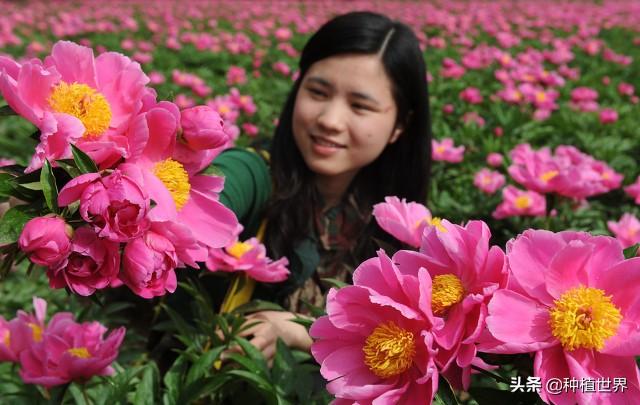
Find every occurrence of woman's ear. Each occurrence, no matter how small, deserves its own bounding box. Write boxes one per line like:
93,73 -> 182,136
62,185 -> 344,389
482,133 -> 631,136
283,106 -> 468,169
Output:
389,126 -> 402,144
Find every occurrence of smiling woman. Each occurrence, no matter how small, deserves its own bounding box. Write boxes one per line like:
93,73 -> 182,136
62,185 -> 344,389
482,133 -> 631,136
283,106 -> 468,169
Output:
210,10 -> 432,362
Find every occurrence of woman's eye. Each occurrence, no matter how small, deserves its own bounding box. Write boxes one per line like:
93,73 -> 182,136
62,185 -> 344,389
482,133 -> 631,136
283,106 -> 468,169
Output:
308,88 -> 327,97
352,103 -> 370,111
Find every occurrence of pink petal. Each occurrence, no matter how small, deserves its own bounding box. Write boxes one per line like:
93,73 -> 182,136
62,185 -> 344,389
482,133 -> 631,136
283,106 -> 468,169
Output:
544,240 -> 592,298
45,41 -> 97,87
57,173 -> 101,206
534,346 -> 577,405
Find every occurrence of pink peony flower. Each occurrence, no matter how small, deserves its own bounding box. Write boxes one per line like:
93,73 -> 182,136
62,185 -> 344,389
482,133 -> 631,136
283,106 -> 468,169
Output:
4,297 -> 48,361
607,213 -> 640,249
311,250 -> 439,404
272,61 -> 291,76
432,138 -> 465,163
47,227 -> 120,296
492,186 -> 546,219
0,316 -> 15,362
570,87 -> 599,112
599,108 -> 618,124
58,170 -> 150,242
18,216 -> 72,267
206,236 -> 289,283
226,65 -> 247,85
459,87 -> 483,104
0,40 -> 150,172
118,100 -> 238,250
507,144 -> 561,194
625,176 -> 640,204
484,230 -> 640,404
393,220 -> 507,389
618,82 -> 635,97
474,168 -> 506,194
121,227 -> 179,298
241,123 -> 259,137
19,311 -> 125,388
372,196 -> 437,248
180,106 -> 229,150
486,153 -> 503,167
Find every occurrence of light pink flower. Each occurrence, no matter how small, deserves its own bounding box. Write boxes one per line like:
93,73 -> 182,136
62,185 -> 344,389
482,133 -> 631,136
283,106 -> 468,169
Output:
272,61 -> 291,76
608,213 -> 640,249
492,186 -> 546,219
507,144 -> 561,194
0,40 -> 150,172
58,170 -> 150,242
241,123 -> 259,137
432,138 -> 464,163
18,216 -> 72,267
180,106 -> 228,151
618,82 -> 635,96
570,87 -> 599,112
19,313 -> 125,388
0,316 -> 15,362
311,250 -> 439,404
226,66 -> 247,85
625,176 -> 640,204
486,153 -> 503,167
394,220 -> 506,389
484,230 -> 640,404
459,87 -> 483,104
599,108 -> 618,124
118,101 -> 238,250
47,227 -> 120,296
4,297 -> 48,362
206,236 -> 289,283
473,168 -> 506,194
372,196 -> 435,248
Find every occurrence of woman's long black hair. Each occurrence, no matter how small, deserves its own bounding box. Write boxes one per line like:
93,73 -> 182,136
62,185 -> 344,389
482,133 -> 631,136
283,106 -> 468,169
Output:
265,11 -> 432,268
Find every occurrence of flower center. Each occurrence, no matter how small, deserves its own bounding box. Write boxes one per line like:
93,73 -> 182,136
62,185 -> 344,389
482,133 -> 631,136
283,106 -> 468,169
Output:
535,91 -> 547,103
227,241 -> 253,259
429,217 -> 447,232
67,347 -> 91,358
514,195 -> 531,209
153,159 -> 191,211
549,286 -> 622,351
2,330 -> 9,347
48,81 -> 112,138
363,321 -> 415,379
431,274 -> 465,315
539,170 -> 558,183
28,323 -> 43,343
435,145 -> 446,154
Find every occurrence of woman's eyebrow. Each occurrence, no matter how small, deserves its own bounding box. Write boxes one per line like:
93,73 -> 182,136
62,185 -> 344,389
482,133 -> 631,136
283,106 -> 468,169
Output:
305,76 -> 380,106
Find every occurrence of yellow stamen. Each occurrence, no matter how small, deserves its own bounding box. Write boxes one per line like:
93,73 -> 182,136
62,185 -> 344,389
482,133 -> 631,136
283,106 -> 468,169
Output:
227,241 -> 253,259
549,286 -> 621,351
2,330 -> 9,347
601,171 -> 611,180
535,91 -> 547,103
540,170 -> 558,183
48,81 -> 112,138
514,195 -> 531,210
431,274 -> 465,315
429,217 -> 447,232
28,323 -> 43,343
67,347 -> 91,359
153,159 -> 191,210
435,145 -> 446,155
219,104 -> 231,115
363,321 -> 415,379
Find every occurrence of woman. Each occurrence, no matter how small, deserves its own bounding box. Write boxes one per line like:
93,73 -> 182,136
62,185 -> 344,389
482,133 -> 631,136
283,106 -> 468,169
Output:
214,11 -> 432,361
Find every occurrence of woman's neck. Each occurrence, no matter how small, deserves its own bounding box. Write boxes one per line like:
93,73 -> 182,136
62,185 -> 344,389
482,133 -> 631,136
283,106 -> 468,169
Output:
315,171 -> 357,210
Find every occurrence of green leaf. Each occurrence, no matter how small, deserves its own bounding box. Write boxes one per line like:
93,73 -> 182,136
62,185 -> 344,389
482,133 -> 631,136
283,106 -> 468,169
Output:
68,383 -> 89,405
56,159 -> 82,178
185,346 -> 225,385
40,159 -> 59,213
320,277 -> 349,289
177,374 -> 231,404
0,173 -> 17,199
202,164 -> 225,177
232,299 -> 285,315
433,376 -> 460,404
290,316 -> 313,330
226,369 -> 277,402
0,105 -> 16,116
232,336 -> 270,377
624,243 -> 639,259
71,144 -> 98,174
271,338 -> 296,396
133,362 -> 161,405
0,206 -> 35,245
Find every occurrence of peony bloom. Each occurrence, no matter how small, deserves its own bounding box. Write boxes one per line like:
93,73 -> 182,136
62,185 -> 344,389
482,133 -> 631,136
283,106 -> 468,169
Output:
47,227 -> 120,296
311,250 -> 439,404
459,87 -> 483,104
599,108 -> 619,124
18,216 -> 72,267
508,144 -> 561,194
624,176 -> 640,204
206,237 -> 289,283
486,152 -> 503,167
474,168 -> 506,194
393,220 -> 506,389
179,106 -> 228,151
226,65 -> 247,85
484,230 -> 640,404
432,138 -> 465,163
372,196 -> 440,248
118,100 -> 238,251
58,170 -> 150,242
492,186 -> 546,219
0,316 -> 16,362
0,40 -> 150,172
607,213 -> 640,249
19,312 -> 125,388
570,87 -> 599,112
4,297 -> 48,361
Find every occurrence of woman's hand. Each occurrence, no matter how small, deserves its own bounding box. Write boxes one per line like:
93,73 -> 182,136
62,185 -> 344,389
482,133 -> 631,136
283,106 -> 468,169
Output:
237,310 -> 313,362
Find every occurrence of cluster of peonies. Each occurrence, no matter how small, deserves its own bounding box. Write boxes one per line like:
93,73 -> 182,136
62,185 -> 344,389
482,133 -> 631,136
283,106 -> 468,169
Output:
1,40 -> 284,298
312,197 -> 640,404
0,297 -> 125,388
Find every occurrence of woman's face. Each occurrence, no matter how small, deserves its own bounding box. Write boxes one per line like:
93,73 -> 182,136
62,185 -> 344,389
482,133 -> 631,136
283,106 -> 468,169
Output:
292,54 -> 402,185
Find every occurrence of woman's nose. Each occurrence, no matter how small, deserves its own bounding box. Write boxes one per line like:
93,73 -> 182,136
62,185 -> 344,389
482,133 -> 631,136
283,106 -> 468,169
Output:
316,101 -> 347,133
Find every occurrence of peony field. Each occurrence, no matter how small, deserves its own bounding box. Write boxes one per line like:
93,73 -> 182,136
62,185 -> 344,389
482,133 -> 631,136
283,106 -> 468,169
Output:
0,0 -> 639,404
